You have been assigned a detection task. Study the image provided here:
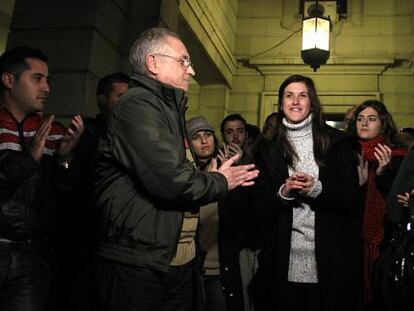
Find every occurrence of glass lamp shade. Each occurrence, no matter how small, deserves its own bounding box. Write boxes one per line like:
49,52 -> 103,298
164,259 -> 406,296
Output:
301,16 -> 330,71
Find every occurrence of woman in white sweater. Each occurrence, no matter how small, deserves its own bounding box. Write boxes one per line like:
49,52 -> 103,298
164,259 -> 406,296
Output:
249,75 -> 362,311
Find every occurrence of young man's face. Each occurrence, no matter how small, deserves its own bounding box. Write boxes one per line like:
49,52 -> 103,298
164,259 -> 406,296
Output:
154,36 -> 195,92
106,82 -> 129,109
222,120 -> 246,148
9,58 -> 50,115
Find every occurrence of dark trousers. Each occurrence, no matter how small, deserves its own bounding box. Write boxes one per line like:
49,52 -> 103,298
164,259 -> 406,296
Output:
96,257 -> 194,311
0,241 -> 52,311
276,282 -> 321,311
203,275 -> 227,311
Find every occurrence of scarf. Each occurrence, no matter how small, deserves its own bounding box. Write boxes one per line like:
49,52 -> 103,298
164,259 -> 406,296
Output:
360,135 -> 407,303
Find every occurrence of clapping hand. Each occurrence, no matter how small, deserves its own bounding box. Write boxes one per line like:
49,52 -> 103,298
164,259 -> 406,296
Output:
57,115 -> 84,161
30,115 -> 54,161
218,143 -> 243,164
281,172 -> 315,197
397,188 -> 414,207
374,143 -> 392,176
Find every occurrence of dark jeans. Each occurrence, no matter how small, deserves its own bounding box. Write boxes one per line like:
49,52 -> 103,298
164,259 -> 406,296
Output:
203,275 -> 227,311
0,240 -> 52,311
96,257 -> 194,311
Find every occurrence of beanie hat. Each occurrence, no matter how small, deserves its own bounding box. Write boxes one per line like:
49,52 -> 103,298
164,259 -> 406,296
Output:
186,116 -> 214,139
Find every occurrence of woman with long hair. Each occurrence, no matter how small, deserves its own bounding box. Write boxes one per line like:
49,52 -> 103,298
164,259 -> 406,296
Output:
348,100 -> 407,307
249,74 -> 362,311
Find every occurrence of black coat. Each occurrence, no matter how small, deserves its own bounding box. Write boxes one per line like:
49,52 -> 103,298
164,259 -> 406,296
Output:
386,149 -> 414,226
249,126 -> 363,311
218,191 -> 246,311
94,74 -> 227,272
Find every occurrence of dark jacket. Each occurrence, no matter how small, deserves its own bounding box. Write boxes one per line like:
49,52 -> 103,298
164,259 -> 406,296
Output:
0,109 -> 71,241
386,149 -> 414,226
200,191 -> 246,311
94,74 -> 228,272
219,195 -> 246,311
249,125 -> 363,311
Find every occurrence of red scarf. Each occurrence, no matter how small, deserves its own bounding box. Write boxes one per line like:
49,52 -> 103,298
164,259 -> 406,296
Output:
360,136 -> 407,303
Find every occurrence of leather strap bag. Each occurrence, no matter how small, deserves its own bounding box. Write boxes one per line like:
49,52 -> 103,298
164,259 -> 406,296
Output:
372,198 -> 414,308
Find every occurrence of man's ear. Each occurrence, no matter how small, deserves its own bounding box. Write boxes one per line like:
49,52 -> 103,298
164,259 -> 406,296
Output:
1,72 -> 15,90
146,54 -> 159,75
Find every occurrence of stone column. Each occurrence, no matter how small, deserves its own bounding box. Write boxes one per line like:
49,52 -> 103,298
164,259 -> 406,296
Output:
197,84 -> 230,131
6,0 -> 165,123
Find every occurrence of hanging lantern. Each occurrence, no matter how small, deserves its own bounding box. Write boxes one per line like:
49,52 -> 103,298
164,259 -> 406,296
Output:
301,2 -> 331,71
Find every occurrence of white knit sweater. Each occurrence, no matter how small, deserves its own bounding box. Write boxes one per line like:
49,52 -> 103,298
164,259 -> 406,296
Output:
282,114 -> 322,283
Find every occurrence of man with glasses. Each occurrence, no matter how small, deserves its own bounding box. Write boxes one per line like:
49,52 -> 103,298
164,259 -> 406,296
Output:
94,27 -> 259,311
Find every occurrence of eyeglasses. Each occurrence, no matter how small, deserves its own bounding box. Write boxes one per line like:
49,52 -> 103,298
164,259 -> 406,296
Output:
154,53 -> 192,68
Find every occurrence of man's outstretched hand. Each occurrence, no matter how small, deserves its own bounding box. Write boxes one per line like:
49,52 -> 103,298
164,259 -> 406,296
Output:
211,153 -> 259,191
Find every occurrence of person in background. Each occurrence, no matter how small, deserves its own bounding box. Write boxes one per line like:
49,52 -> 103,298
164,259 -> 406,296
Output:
262,112 -> 278,140
0,46 -> 84,310
220,114 -> 248,162
249,74 -> 362,311
83,72 -> 129,151
386,148 -> 414,229
73,72 -> 130,194
220,114 -> 260,309
186,116 -> 246,311
93,27 -> 258,311
244,124 -> 263,163
59,72 -> 129,310
400,127 -> 414,151
343,106 -> 356,131
347,99 -> 407,307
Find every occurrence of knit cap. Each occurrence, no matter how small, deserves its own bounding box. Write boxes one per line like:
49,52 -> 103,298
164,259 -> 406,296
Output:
186,116 -> 214,139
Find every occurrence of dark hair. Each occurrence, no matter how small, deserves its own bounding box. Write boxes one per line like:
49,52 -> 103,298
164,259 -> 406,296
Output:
275,74 -> 329,167
0,46 -> 48,93
220,113 -> 247,135
263,112 -> 278,138
96,72 -> 129,98
348,100 -> 403,146
246,123 -> 264,159
264,112 -> 278,125
246,123 -> 261,140
401,127 -> 414,138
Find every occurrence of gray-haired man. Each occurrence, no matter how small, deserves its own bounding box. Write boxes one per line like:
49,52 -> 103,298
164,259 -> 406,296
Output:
94,28 -> 258,311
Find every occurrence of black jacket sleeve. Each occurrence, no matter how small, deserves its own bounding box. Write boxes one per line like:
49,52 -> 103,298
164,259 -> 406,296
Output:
386,150 -> 414,226
101,92 -> 227,209
307,136 -> 361,215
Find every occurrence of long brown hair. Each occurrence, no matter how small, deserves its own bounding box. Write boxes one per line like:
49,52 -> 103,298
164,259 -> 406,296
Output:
274,74 -> 329,167
348,100 -> 404,146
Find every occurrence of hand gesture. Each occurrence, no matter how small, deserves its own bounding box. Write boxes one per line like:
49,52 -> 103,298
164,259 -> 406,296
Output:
30,115 -> 54,161
357,152 -> 369,186
218,143 -> 243,164
57,115 -> 84,161
281,172 -> 315,197
374,143 -> 392,176
214,153 -> 259,191
397,187 -> 414,207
